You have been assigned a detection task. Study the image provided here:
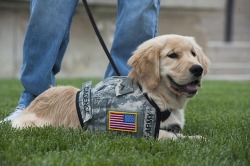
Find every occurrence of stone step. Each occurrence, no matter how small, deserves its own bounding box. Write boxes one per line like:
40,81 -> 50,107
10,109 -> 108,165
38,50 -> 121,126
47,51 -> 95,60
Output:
209,63 -> 250,74
206,74 -> 250,81
206,41 -> 250,80
206,41 -> 250,63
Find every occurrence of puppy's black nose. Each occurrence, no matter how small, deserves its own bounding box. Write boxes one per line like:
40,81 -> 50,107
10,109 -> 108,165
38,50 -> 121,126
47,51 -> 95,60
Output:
189,65 -> 203,77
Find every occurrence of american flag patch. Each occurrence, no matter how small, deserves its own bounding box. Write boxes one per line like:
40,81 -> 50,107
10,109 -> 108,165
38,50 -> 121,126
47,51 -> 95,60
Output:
108,111 -> 137,132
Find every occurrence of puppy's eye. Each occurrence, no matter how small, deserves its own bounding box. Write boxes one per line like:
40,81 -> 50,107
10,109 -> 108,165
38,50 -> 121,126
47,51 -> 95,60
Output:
168,53 -> 178,59
191,50 -> 196,57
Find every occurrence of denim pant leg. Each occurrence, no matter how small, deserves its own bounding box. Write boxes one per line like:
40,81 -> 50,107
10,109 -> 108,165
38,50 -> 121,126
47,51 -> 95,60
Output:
104,0 -> 160,78
18,0 -> 78,107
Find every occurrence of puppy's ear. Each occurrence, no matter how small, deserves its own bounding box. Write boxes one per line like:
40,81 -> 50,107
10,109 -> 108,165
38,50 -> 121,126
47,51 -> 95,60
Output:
128,40 -> 162,90
188,37 -> 210,75
198,49 -> 210,75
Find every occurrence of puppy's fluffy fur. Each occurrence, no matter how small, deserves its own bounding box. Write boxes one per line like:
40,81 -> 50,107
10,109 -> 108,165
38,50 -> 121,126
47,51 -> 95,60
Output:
12,34 -> 209,140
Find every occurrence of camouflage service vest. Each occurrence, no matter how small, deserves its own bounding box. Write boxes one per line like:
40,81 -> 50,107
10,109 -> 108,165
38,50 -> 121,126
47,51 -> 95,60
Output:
76,77 -> 161,138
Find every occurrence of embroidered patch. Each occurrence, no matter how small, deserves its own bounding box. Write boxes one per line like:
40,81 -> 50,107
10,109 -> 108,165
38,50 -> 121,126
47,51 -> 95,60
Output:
108,111 -> 137,132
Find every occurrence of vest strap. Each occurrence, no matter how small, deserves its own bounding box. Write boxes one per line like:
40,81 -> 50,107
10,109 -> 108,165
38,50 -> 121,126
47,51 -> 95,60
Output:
76,91 -> 84,128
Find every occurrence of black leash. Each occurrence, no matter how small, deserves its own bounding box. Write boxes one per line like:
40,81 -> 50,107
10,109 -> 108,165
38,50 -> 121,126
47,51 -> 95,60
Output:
82,0 -> 121,76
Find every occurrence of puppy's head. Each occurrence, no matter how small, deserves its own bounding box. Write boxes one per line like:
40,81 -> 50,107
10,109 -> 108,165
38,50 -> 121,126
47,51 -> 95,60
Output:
128,34 -> 209,98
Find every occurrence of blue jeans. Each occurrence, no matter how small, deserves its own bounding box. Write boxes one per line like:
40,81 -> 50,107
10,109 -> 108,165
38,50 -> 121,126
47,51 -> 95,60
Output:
18,0 -> 160,107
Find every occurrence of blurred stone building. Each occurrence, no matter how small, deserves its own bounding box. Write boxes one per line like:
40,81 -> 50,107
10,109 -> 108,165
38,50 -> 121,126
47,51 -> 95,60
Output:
0,0 -> 249,80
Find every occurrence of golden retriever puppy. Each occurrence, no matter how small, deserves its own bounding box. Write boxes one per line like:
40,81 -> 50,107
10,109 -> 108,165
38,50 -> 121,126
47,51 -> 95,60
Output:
11,34 -> 209,140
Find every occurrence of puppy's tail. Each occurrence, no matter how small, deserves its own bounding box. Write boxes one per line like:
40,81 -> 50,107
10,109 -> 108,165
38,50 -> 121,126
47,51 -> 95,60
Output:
12,86 -> 81,129
12,110 -> 49,129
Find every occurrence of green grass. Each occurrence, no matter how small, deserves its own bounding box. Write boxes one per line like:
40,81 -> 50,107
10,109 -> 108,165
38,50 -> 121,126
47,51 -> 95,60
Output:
0,79 -> 249,166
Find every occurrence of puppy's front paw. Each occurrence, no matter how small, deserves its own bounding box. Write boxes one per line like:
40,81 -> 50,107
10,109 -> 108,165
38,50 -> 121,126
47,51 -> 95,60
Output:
158,130 -> 206,141
187,135 -> 206,140
158,129 -> 178,140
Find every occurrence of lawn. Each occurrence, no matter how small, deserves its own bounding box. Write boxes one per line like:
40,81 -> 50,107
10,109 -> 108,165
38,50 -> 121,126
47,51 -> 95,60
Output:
0,79 -> 249,166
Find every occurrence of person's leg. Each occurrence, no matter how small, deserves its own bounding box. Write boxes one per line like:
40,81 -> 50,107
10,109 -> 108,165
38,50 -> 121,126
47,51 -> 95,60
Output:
104,0 -> 160,78
3,0 -> 78,121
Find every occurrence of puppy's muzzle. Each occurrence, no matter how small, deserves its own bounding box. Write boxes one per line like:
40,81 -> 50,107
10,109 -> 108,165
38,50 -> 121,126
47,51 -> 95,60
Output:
189,65 -> 203,77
